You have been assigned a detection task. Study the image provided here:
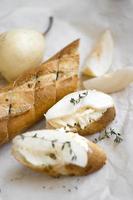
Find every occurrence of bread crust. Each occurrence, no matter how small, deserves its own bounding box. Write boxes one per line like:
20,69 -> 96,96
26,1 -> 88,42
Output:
0,40 -> 79,145
75,107 -> 116,136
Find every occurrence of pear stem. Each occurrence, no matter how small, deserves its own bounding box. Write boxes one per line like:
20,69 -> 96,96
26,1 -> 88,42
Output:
43,16 -> 54,36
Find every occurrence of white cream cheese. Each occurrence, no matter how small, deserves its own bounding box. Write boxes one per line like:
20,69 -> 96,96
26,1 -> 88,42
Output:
12,129 -> 92,168
45,90 -> 114,129
54,108 -> 106,129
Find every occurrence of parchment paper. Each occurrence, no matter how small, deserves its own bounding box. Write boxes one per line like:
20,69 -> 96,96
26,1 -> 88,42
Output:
0,1 -> 133,200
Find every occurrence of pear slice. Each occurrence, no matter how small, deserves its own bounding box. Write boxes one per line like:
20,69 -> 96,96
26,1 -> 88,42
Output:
83,68 -> 133,93
83,30 -> 114,77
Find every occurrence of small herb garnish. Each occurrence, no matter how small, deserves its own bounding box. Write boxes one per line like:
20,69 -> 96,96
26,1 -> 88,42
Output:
56,71 -> 59,80
70,91 -> 88,105
74,186 -> 78,190
89,119 -> 93,123
32,133 -> 37,138
52,142 -> 55,148
51,140 -> 57,148
9,104 -> 12,114
93,128 -> 123,144
61,141 -> 71,150
71,154 -> 77,161
66,124 -> 73,128
36,74 -> 39,79
56,71 -> 63,80
61,141 -> 77,161
65,130 -> 70,133
67,141 -> 71,147
27,83 -> 32,88
49,153 -> 56,160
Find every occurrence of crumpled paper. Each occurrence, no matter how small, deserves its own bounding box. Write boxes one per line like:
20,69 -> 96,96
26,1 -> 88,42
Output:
0,2 -> 133,200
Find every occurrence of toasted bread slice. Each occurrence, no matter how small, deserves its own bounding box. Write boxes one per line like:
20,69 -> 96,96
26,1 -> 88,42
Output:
45,90 -> 116,135
12,129 -> 106,176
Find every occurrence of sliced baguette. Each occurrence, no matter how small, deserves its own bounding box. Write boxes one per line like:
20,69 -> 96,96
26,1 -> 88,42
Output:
0,40 -> 79,146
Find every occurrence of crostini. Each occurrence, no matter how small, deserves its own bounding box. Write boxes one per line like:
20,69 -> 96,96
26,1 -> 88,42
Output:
45,90 -> 116,135
12,129 -> 107,176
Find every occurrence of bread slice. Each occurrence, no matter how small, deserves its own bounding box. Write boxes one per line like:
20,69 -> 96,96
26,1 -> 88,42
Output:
12,129 -> 107,177
45,90 -> 116,135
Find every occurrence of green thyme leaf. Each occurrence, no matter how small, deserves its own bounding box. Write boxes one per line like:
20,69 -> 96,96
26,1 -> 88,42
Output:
93,128 -> 123,144
61,141 -> 71,150
51,140 -> 57,148
70,91 -> 88,105
71,154 -> 77,161
32,133 -> 37,138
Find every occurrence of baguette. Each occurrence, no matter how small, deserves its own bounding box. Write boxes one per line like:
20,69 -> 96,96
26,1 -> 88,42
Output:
0,39 -> 79,146
12,129 -> 107,177
45,90 -> 116,135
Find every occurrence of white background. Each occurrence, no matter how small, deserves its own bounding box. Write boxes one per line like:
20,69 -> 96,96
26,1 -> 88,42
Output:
0,0 -> 133,200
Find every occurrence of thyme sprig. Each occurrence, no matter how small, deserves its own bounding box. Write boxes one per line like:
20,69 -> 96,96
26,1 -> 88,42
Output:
71,154 -> 77,161
93,128 -> 123,144
61,141 -> 77,161
70,91 -> 88,105
51,140 -> 58,148
61,141 -> 71,150
32,133 -> 37,138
